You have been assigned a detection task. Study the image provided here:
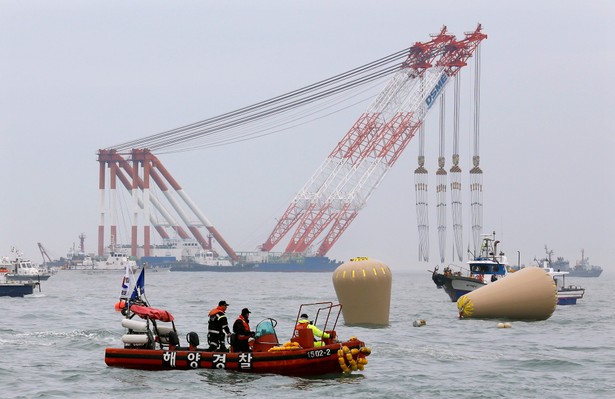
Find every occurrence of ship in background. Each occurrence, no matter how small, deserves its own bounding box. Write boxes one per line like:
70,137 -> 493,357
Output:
538,247 -> 603,278
570,249 -> 603,277
38,235 -> 97,270
2,248 -> 53,281
135,238 -> 341,273
49,235 -> 341,273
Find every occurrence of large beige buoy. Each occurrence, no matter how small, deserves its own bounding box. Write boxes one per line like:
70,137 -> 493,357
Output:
332,257 -> 392,326
457,266 -> 557,320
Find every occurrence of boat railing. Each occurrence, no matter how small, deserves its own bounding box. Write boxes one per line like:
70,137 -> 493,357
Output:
315,303 -> 341,333
441,263 -> 471,277
296,301 -> 342,338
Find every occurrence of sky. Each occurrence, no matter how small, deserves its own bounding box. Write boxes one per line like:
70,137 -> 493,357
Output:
1,1 -> 614,272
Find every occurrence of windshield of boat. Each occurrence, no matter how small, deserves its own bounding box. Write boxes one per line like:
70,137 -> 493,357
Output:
469,262 -> 506,275
255,318 -> 277,339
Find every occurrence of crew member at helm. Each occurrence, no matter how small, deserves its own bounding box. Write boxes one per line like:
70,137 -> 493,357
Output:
232,307 -> 256,352
295,313 -> 330,347
208,300 -> 231,352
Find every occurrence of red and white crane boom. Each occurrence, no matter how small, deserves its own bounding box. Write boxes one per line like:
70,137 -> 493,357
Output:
97,149 -> 238,261
262,25 -> 486,257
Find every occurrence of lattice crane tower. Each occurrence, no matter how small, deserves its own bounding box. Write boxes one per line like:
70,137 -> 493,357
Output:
262,25 -> 487,257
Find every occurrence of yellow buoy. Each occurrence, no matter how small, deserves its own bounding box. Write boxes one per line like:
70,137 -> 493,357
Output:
457,267 -> 557,320
332,257 -> 392,326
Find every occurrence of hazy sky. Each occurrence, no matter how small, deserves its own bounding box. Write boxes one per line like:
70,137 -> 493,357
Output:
2,1 -> 614,271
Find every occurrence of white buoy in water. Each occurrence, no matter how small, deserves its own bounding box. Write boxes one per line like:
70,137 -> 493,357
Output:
412,319 -> 427,327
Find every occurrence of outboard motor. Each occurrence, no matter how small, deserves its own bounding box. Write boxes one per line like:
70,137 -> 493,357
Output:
186,332 -> 200,351
168,330 -> 179,350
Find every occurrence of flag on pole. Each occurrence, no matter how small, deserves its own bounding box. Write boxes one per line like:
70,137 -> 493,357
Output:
119,263 -> 135,300
131,267 -> 145,301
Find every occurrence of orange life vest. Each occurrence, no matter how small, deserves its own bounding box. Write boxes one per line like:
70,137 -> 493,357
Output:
235,315 -> 251,341
294,320 -> 309,337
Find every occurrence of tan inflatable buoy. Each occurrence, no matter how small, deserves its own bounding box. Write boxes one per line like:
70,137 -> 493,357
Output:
457,267 -> 557,321
332,257 -> 392,326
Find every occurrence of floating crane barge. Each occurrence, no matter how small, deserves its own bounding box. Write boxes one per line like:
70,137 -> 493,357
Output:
97,25 -> 486,270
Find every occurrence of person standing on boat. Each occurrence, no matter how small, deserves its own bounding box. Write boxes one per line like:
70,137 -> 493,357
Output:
295,313 -> 330,347
208,300 -> 231,352
232,308 -> 255,352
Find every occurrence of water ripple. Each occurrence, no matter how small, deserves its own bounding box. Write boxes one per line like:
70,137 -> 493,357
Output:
1,270 -> 613,399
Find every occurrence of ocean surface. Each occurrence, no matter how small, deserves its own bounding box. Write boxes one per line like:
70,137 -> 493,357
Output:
1,268 -> 613,398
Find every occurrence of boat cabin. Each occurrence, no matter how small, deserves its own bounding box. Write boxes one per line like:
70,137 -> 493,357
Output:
468,260 -> 507,276
468,232 -> 509,277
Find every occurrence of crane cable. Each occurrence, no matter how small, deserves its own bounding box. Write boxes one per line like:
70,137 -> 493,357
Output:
145,67 -> 398,152
160,81 -> 383,154
107,47 -> 412,153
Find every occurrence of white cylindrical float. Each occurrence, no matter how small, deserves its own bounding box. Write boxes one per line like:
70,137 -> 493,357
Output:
121,318 -> 148,332
156,324 -> 174,335
121,334 -> 149,345
457,266 -> 557,320
332,257 -> 392,326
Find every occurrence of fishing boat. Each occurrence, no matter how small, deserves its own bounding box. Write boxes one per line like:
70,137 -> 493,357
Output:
536,263 -> 585,305
430,234 -> 585,305
431,232 -> 509,302
523,259 -> 586,305
104,267 -> 371,376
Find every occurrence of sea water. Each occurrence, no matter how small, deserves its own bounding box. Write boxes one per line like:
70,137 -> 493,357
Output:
1,269 -> 613,398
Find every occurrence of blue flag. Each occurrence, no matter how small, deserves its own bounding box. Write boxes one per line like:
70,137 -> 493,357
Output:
131,267 -> 145,301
